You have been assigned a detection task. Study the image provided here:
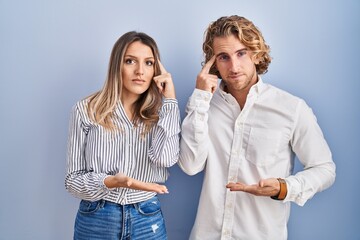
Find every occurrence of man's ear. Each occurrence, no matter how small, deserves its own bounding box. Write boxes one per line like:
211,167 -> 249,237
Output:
252,54 -> 261,65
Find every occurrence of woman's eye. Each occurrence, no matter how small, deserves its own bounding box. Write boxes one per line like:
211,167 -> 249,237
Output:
125,59 -> 135,64
146,61 -> 154,66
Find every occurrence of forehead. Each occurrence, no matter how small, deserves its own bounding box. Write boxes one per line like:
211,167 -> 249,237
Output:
125,41 -> 154,57
213,34 -> 246,54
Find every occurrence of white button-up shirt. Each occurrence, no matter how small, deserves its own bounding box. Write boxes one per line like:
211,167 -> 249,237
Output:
179,79 -> 336,240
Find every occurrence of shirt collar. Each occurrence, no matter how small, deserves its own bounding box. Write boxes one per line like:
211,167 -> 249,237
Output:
218,76 -> 265,104
250,76 -> 264,95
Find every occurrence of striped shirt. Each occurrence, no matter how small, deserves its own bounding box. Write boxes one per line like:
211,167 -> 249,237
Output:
65,98 -> 181,205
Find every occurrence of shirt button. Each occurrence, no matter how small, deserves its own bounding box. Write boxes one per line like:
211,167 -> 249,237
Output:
229,176 -> 236,182
197,115 -> 204,121
223,230 -> 230,236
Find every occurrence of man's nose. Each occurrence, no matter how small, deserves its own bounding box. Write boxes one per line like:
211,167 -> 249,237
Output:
229,58 -> 239,72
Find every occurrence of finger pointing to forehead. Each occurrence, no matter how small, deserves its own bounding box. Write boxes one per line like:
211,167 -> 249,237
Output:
157,59 -> 167,74
201,55 -> 216,74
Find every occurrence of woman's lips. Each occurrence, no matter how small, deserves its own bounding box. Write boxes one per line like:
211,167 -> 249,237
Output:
132,79 -> 146,84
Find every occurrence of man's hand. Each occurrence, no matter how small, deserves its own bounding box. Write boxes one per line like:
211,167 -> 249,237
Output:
153,60 -> 176,99
196,55 -> 218,93
226,178 -> 280,197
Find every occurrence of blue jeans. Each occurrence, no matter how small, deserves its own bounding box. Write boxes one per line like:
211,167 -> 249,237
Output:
74,196 -> 167,240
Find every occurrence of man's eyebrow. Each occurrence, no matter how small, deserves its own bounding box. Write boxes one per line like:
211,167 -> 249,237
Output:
215,52 -> 227,58
215,48 -> 248,57
237,48 -> 248,52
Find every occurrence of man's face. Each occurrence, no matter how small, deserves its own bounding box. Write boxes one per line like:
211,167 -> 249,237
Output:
213,34 -> 258,92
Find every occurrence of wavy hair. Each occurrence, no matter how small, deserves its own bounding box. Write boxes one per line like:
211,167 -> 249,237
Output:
203,15 -> 271,76
87,31 -> 162,133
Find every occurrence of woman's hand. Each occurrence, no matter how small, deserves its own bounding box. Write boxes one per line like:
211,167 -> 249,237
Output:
153,60 -> 176,99
104,173 -> 169,194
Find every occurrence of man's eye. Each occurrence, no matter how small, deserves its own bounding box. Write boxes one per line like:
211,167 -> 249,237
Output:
238,50 -> 247,57
218,55 -> 229,61
146,61 -> 154,66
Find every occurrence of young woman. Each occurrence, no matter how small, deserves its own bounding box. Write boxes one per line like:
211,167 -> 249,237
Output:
65,31 -> 180,239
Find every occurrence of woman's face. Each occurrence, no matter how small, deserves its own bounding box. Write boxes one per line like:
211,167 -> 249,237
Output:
121,41 -> 155,101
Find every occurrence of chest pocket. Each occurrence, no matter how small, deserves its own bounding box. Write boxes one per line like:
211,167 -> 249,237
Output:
245,127 -> 282,167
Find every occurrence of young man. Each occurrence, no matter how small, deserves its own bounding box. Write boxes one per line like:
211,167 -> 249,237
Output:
179,15 -> 336,240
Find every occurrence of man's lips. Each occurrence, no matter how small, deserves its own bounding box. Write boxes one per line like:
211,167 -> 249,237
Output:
228,74 -> 244,79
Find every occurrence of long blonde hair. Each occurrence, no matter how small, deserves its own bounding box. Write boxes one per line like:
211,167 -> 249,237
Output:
87,31 -> 162,133
203,15 -> 272,76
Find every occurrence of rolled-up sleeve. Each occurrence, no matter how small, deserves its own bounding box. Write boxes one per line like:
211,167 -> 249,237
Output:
285,99 -> 336,206
65,104 -> 110,201
148,98 -> 181,167
178,89 -> 213,176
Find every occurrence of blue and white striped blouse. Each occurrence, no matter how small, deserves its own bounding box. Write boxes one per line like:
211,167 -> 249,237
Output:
65,98 -> 181,205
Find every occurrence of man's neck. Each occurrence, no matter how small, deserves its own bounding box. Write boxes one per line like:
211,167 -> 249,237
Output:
224,82 -> 256,109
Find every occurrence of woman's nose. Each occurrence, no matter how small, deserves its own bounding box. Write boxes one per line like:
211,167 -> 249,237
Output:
135,64 -> 144,76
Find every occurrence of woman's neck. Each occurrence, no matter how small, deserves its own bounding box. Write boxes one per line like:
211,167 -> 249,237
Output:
121,94 -> 139,121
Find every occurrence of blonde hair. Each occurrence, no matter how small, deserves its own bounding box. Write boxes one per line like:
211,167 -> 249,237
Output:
203,15 -> 271,75
87,31 -> 162,133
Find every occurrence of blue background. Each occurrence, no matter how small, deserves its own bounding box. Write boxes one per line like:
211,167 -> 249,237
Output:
1,0 -> 359,239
